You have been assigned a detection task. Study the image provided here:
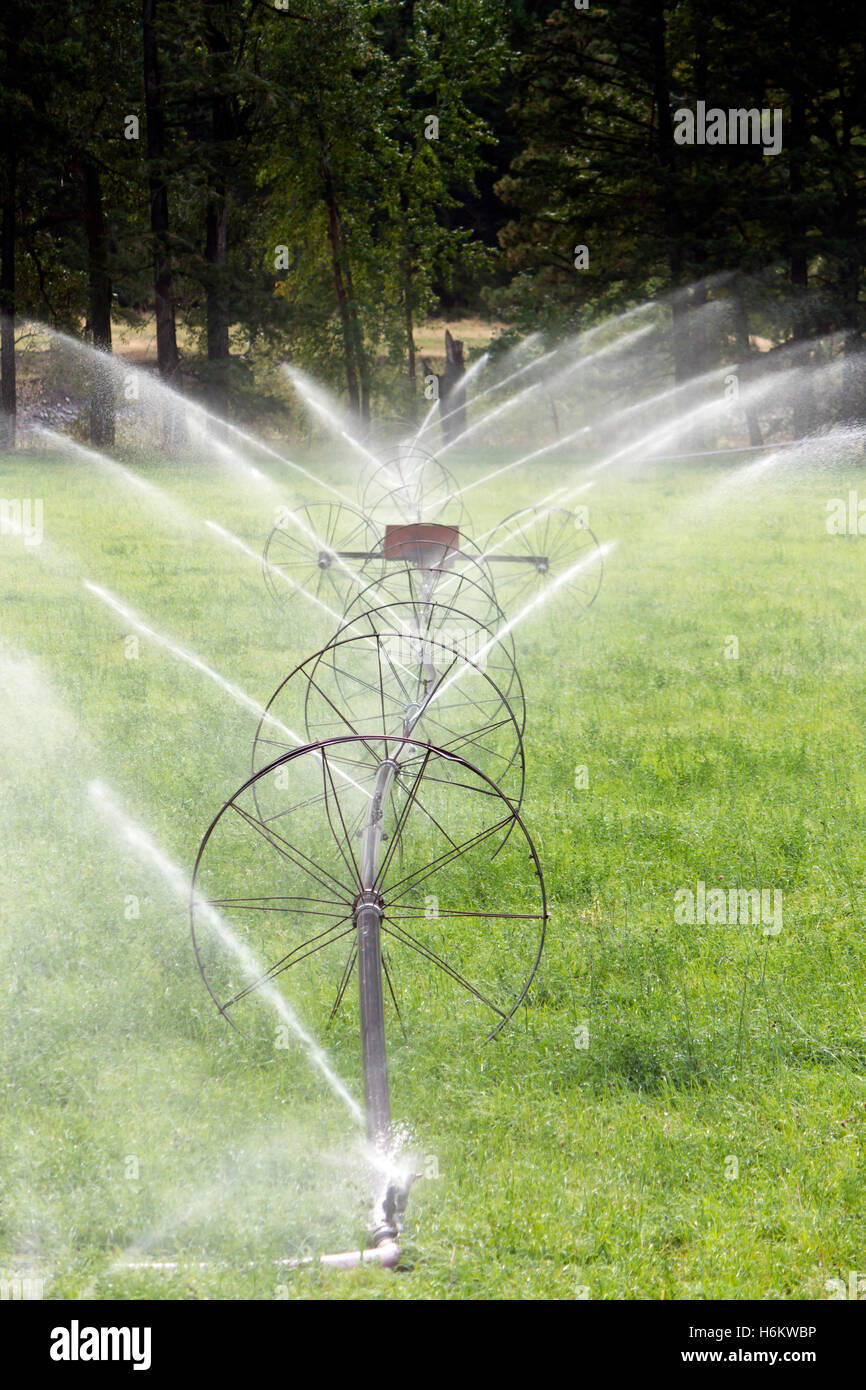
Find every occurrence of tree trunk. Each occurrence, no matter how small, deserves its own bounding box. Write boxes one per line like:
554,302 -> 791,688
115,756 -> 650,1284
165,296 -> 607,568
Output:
82,158 -> 115,449
343,251 -> 370,423
399,186 -> 417,418
839,199 -> 862,430
0,155 -> 16,451
0,13 -> 19,452
203,6 -> 233,421
442,330 -> 466,440
421,331 -> 467,445
689,275 -> 708,450
205,198 -> 229,420
687,12 -> 710,449
836,89 -> 861,428
143,0 -> 180,387
205,199 -> 228,362
318,124 -> 362,416
403,277 -> 416,419
669,284 -> 692,391
648,1 -> 690,398
787,37 -> 815,437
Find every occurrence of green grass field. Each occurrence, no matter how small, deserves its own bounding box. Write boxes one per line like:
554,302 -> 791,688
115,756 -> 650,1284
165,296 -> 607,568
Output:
1,439 -> 865,1300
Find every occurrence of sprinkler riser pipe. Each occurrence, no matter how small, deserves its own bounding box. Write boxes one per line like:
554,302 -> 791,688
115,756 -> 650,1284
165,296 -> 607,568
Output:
359,759 -> 399,887
356,757 -> 399,1192
356,895 -> 391,1151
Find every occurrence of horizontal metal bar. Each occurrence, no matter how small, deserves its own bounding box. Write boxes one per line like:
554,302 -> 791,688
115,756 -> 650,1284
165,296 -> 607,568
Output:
333,549 -> 549,566
483,553 -> 548,565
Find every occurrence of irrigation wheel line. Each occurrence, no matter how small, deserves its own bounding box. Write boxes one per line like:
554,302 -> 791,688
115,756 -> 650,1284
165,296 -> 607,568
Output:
231,474 -> 611,1252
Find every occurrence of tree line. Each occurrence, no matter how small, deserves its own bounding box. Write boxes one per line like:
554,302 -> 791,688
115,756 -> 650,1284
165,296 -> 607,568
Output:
0,0 -> 864,448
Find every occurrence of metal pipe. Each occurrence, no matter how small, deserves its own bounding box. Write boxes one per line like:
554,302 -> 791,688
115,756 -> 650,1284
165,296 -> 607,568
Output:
355,757 -> 401,1241
357,889 -> 390,1152
353,610 -> 448,1240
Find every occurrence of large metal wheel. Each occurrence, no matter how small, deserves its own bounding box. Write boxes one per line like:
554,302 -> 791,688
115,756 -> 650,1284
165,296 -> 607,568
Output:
333,599 -> 525,737
191,735 -> 547,1047
361,446 -> 465,528
262,501 -> 383,615
481,505 -> 604,616
341,550 -> 503,646
250,629 -> 525,811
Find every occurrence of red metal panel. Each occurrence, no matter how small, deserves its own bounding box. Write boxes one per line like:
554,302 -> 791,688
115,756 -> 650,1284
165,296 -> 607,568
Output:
383,523 -> 461,566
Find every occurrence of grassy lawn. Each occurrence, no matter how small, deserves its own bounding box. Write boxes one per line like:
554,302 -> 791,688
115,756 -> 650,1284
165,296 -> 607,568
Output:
1,438 -> 864,1299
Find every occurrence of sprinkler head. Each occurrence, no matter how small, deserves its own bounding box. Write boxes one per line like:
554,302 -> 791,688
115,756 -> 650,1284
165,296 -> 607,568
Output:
371,1170 -> 416,1246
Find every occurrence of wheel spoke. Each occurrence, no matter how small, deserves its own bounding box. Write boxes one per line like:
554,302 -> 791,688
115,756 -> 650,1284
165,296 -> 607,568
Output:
381,812 -> 514,900
223,917 -> 356,1009
382,921 -> 506,1019
228,799 -> 354,903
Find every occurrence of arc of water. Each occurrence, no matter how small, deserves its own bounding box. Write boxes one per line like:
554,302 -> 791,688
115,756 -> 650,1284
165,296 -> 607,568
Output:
215,419 -> 356,506
207,520 -> 351,627
84,580 -> 280,726
33,428 -> 372,617
645,433 -> 856,464
285,363 -> 456,508
33,428 -> 169,500
207,435 -> 269,483
88,779 -> 364,1125
414,309 -> 658,451
591,326 -> 851,480
436,542 -> 617,708
585,365 -> 787,478
82,580 -> 370,797
440,322 -> 657,462
417,498 -> 609,706
24,321 -> 357,507
424,345 -> 558,441
283,366 -> 385,473
453,356 -> 753,503
211,519 -> 390,637
701,424 -> 866,508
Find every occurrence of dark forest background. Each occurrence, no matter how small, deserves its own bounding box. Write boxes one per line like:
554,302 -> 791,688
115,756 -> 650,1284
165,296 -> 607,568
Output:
1,0 -> 864,446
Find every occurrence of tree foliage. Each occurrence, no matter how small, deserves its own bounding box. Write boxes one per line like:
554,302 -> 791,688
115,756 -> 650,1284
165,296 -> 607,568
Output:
1,0 -> 866,436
